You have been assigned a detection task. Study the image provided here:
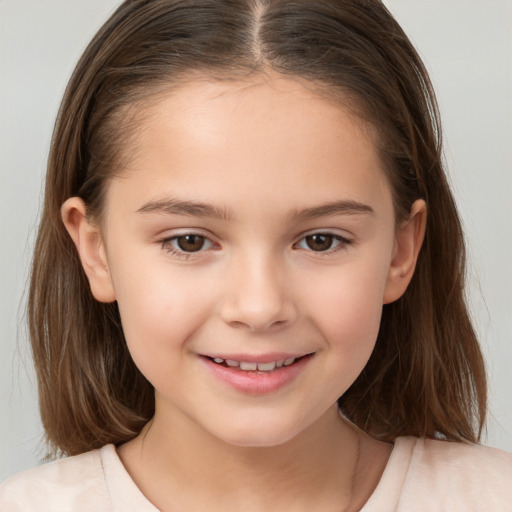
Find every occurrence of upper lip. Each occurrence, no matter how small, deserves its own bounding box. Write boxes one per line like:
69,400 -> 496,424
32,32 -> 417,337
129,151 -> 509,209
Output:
200,352 -> 314,364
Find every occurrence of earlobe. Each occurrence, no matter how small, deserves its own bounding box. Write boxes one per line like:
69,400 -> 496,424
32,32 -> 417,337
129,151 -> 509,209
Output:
383,199 -> 427,304
61,197 -> 116,303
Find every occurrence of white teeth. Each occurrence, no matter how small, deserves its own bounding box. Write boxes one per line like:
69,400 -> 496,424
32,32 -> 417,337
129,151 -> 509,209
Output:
257,361 -> 276,371
240,361 -> 258,371
211,356 -> 303,371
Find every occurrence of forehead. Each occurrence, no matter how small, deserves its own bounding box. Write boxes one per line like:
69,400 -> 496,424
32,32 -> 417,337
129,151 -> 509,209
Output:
106,74 -> 392,218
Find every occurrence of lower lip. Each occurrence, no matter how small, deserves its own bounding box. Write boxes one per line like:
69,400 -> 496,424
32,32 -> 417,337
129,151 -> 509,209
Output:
201,355 -> 312,395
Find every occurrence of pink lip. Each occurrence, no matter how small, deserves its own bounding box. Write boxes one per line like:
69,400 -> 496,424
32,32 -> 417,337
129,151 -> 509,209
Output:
200,353 -> 313,395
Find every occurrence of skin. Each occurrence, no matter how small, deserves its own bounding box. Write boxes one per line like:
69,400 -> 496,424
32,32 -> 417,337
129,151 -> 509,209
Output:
62,74 -> 426,511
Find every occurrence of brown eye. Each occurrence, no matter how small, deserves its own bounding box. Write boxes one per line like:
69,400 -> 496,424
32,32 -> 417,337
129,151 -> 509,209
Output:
176,235 -> 207,252
296,233 -> 351,253
304,234 -> 335,251
161,233 -> 215,257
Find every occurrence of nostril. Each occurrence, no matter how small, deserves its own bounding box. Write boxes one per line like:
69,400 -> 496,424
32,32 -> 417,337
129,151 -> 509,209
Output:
229,320 -> 251,329
228,318 -> 290,333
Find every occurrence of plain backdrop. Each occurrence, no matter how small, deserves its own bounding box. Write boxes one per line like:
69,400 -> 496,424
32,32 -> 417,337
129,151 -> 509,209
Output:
1,0 -> 511,480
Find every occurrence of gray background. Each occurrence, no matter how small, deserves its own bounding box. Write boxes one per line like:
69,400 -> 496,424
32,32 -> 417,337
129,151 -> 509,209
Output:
1,0 -> 511,480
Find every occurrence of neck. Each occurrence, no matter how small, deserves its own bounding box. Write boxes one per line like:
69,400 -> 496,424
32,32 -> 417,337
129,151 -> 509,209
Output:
119,404 -> 363,512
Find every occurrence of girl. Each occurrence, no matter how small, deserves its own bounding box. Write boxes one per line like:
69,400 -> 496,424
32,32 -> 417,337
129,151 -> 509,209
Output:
1,0 -> 511,510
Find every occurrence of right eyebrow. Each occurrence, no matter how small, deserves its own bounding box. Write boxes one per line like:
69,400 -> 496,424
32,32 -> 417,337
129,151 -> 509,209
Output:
135,197 -> 236,222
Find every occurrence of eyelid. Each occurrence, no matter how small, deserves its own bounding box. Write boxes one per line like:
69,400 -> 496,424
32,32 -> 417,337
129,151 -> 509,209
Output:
296,228 -> 353,241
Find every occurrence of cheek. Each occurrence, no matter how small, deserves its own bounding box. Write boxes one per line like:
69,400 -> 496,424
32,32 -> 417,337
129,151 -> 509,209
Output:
109,259 -> 217,375
315,271 -> 386,399
301,258 -> 390,358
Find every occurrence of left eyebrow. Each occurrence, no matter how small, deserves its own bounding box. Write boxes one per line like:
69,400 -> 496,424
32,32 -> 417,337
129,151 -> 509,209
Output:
291,200 -> 374,220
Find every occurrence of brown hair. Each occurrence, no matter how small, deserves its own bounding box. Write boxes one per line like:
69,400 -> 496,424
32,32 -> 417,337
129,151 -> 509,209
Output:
29,0 -> 486,457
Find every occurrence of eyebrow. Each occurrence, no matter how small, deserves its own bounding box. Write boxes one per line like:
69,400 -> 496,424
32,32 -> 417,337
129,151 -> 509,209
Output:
292,200 -> 374,220
135,197 -> 374,221
136,198 -> 236,221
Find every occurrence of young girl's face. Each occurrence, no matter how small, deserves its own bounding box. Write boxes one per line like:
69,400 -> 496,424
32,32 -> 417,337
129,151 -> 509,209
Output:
67,74 -> 423,447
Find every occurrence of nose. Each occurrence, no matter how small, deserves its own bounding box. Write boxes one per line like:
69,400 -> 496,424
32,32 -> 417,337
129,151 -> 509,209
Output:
219,252 -> 298,333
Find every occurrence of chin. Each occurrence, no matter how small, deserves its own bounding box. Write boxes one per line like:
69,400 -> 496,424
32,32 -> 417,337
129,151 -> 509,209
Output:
207,415 -> 309,449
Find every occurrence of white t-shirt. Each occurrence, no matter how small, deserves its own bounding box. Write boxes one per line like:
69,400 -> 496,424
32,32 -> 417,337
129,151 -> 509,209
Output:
1,437 -> 511,511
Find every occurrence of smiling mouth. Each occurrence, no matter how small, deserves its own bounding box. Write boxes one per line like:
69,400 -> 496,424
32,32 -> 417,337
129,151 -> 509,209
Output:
204,354 -> 313,372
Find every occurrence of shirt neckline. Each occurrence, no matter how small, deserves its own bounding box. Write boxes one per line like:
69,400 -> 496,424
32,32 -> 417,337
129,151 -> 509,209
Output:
100,437 -> 416,511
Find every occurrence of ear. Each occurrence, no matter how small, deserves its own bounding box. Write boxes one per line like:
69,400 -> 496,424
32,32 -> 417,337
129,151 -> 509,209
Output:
383,199 -> 427,304
61,197 -> 116,303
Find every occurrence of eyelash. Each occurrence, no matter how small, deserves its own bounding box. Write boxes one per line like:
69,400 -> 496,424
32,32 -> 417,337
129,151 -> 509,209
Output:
294,232 -> 352,254
159,231 -> 352,260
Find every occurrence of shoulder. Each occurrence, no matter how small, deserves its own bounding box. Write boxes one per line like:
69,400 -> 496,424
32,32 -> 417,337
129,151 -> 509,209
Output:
404,436 -> 512,476
0,446 -> 111,512
396,437 -> 512,509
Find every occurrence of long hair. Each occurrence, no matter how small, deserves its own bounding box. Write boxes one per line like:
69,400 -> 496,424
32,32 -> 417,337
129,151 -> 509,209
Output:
28,0 -> 486,456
